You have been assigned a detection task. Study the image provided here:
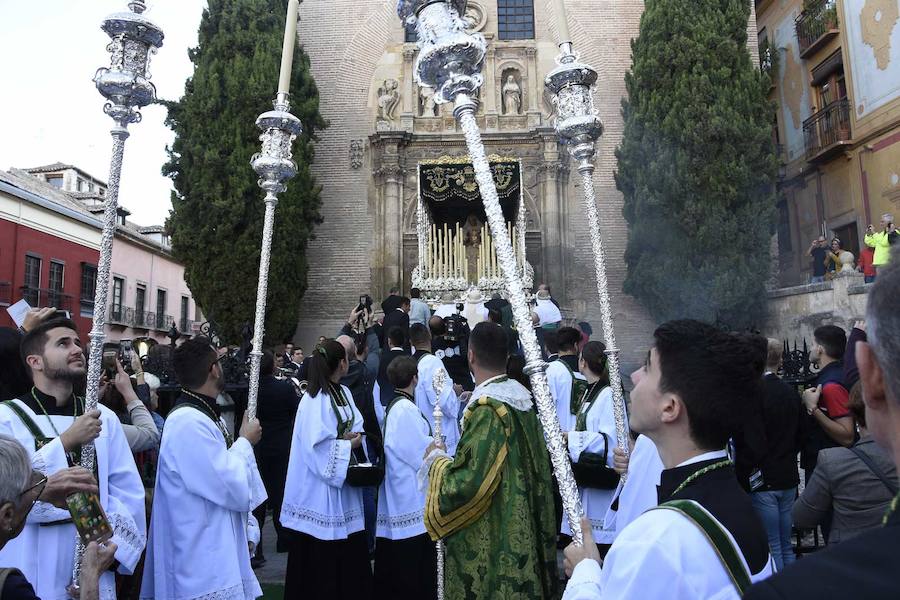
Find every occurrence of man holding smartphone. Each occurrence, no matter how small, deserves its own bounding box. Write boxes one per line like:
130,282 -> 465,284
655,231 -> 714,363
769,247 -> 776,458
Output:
865,213 -> 897,271
0,317 -> 146,599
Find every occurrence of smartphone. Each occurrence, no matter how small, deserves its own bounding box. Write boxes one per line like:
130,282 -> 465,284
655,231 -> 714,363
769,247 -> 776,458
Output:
119,339 -> 134,374
101,348 -> 118,379
66,492 -> 113,545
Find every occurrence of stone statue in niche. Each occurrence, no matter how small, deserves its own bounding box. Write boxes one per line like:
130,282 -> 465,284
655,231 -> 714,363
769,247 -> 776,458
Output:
376,79 -> 400,129
419,85 -> 438,117
502,74 -> 522,115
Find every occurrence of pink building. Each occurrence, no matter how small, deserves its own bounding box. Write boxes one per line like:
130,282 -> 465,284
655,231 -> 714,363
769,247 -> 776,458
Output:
9,163 -> 199,344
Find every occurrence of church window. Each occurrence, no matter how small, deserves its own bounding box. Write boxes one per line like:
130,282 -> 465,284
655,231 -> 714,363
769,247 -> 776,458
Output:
498,0 -> 534,40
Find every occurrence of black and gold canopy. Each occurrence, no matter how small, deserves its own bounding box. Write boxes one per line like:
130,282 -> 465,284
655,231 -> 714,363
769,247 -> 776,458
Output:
418,155 -> 520,226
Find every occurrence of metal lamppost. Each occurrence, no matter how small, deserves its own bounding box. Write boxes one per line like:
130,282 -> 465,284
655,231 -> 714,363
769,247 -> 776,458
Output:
544,4 -> 631,469
246,0 -> 303,420
73,1 -> 163,594
397,0 -> 585,545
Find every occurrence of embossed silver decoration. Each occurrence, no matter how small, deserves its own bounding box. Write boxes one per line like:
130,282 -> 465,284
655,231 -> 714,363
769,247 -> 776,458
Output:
432,369 -> 447,600
73,2 -> 163,596
545,41 -> 631,472
349,139 -> 364,169
399,0 -> 584,545
246,99 -> 302,421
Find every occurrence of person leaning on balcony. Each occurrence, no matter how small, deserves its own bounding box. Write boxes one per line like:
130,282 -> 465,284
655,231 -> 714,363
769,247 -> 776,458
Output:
825,238 -> 843,280
865,213 -> 897,267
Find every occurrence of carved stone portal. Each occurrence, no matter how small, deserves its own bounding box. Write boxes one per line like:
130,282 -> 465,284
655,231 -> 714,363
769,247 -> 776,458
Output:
502,71 -> 522,115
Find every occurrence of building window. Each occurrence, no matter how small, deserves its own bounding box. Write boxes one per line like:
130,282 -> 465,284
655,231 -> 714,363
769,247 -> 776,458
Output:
48,261 -> 64,307
498,0 -> 534,40
777,199 -> 792,254
135,284 -> 146,327
404,20 -> 417,42
23,255 -> 41,305
46,176 -> 63,189
156,289 -> 167,329
80,264 -> 97,318
112,277 -> 124,321
180,296 -> 190,332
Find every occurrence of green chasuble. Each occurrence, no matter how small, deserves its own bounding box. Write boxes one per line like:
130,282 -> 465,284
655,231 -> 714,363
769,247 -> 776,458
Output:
425,393 -> 559,599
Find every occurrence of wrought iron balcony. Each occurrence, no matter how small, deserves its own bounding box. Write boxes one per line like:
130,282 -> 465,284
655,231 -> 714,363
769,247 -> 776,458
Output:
803,99 -> 851,163
108,305 -> 133,326
20,287 -> 73,312
154,313 -> 175,332
0,281 -> 11,306
796,0 -> 839,58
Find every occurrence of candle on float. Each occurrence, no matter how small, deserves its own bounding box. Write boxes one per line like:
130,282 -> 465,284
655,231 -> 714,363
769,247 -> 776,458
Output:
277,0 -> 301,96
551,0 -> 571,46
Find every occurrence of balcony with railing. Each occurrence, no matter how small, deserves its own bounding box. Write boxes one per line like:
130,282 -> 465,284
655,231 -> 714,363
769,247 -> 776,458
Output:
803,98 -> 851,163
20,287 -> 73,312
108,305 -> 132,327
796,0 -> 839,58
154,313 -> 175,332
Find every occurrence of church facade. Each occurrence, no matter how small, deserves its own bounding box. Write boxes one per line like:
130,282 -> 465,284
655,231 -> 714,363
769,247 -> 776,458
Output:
292,0 -> 714,369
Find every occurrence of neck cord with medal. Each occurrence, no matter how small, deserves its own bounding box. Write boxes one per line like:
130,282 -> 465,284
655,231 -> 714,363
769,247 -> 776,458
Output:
668,458 -> 733,499
180,389 -> 233,447
883,491 -> 900,526
327,382 -> 354,438
31,387 -> 85,466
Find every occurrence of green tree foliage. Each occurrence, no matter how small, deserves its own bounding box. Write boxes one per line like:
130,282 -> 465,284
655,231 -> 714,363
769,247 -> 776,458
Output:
164,0 -> 326,344
615,0 -> 778,327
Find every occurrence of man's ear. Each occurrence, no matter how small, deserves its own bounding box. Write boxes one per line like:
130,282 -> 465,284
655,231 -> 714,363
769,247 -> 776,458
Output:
0,501 -> 16,534
660,393 -> 682,425
25,354 -> 43,373
857,341 -> 887,411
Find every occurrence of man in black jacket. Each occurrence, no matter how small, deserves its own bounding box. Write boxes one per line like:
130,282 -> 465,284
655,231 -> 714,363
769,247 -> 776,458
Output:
377,327 -> 409,406
746,248 -> 900,599
746,339 -> 803,571
381,296 -> 411,351
252,350 -> 301,564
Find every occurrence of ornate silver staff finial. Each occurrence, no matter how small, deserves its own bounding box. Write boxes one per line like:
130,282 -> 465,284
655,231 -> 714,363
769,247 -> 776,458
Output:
544,8 -> 631,477
71,2 -> 163,597
245,0 -> 302,421
398,0 -> 585,546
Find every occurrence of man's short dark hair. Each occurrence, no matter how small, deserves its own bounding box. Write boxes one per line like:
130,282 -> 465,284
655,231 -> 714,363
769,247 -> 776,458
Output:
557,326 -> 581,352
543,329 -> 559,355
409,323 -> 431,347
487,308 -> 502,324
469,322 -> 508,372
410,288 -> 421,299
867,246 -> 900,403
429,316 -> 446,337
653,320 -> 762,450
389,286 -> 400,295
174,336 -> 217,389
20,318 -> 80,369
261,350 -> 275,376
387,356 -> 418,389
814,325 -> 847,360
387,326 -> 407,348
400,296 -> 411,307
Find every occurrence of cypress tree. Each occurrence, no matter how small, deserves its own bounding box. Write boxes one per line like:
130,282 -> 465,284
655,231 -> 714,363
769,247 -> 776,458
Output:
615,0 -> 777,327
164,0 -> 326,344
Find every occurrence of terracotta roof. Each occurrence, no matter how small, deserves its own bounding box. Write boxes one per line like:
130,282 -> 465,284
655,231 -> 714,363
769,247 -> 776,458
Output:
22,162 -> 75,173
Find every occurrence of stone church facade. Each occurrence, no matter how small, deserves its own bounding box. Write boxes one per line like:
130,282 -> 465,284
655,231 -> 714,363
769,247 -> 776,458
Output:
293,0 -> 755,369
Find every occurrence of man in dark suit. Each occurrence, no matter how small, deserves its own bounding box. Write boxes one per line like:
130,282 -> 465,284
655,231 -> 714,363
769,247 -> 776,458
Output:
381,286 -> 402,314
746,248 -> 900,599
381,296 -> 411,351
377,327 -> 409,406
251,350 -> 301,566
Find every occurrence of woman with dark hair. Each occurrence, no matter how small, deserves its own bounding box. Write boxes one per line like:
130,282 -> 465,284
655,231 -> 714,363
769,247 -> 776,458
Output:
561,340 -> 619,557
0,329 -> 30,402
280,339 -> 372,597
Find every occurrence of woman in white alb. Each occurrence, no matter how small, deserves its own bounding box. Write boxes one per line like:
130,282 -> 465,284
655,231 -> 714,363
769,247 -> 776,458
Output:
562,341 -> 620,555
280,340 -> 372,597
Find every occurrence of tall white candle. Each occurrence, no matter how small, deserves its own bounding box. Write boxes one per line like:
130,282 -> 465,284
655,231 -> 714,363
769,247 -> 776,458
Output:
277,0 -> 301,96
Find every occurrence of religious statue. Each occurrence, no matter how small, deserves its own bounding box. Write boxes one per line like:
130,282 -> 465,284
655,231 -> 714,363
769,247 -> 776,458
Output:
376,79 -> 400,129
502,74 -> 522,115
463,213 -> 483,282
419,85 -> 438,117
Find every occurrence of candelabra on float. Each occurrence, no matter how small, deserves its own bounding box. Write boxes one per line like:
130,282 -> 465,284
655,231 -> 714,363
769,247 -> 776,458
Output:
432,369 -> 448,600
397,0 -> 585,545
544,3 -> 631,472
246,0 -> 303,420
72,1 -> 164,595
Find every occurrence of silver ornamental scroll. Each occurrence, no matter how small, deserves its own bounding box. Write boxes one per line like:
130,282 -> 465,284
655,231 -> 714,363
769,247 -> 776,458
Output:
397,0 -> 585,545
544,36 -> 632,471
431,369 -> 447,600
74,1 -> 163,595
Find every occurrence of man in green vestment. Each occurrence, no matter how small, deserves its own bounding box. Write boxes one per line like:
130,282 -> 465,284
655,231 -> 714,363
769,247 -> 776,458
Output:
421,322 -> 559,599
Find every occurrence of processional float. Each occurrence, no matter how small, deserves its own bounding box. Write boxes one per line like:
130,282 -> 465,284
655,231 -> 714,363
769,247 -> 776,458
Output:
396,0 -> 586,557
71,1 -> 164,596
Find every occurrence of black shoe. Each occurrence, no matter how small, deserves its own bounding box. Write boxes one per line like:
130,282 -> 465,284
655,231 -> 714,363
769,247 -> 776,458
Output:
250,555 -> 267,569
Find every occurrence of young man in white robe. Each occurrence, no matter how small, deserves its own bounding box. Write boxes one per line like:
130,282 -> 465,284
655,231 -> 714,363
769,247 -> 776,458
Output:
563,320 -> 775,599
546,327 -> 587,433
0,318 -> 146,600
374,356 -> 437,599
140,336 -> 265,600
410,324 -> 462,456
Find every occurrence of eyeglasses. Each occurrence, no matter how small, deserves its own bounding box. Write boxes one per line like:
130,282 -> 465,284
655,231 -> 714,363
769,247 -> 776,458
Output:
208,353 -> 226,372
19,471 -> 48,515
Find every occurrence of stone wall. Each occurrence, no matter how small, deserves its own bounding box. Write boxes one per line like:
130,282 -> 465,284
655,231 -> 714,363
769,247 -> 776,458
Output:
762,272 -> 870,346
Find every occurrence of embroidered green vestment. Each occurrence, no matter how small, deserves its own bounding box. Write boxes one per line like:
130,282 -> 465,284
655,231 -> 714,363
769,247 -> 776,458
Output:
425,396 -> 559,599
